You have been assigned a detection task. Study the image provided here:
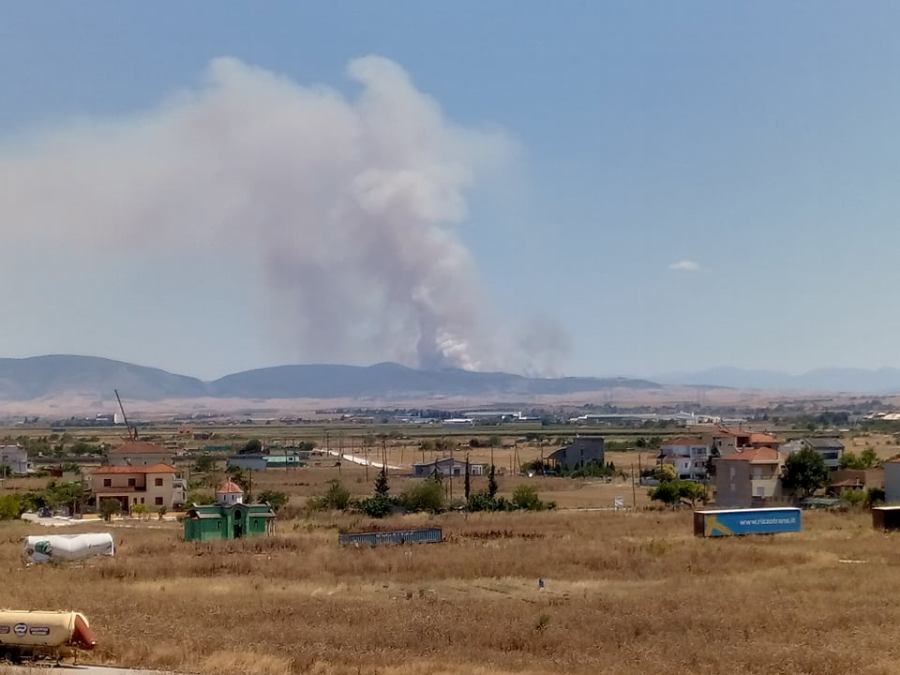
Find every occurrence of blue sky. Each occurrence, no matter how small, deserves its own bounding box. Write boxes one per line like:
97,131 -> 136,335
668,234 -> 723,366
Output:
2,2 -> 900,379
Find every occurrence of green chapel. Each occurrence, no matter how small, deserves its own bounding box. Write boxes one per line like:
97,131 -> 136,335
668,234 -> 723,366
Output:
183,480 -> 276,542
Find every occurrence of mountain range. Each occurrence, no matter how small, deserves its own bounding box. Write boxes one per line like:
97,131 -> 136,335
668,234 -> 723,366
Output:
4,356 -> 900,404
0,355 -> 659,402
654,366 -> 900,393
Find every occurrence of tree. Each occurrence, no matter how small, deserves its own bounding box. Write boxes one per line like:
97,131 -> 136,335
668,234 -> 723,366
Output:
257,490 -> 289,513
782,447 -> 830,498
679,481 -> 708,507
488,464 -> 498,499
227,466 -> 251,493
654,464 -> 677,482
374,467 -> 390,498
464,455 -> 471,500
839,451 -> 862,470
240,439 -> 263,455
193,454 -> 216,473
100,499 -> 121,522
860,446 -> 878,469
649,481 -> 681,506
44,480 -> 84,513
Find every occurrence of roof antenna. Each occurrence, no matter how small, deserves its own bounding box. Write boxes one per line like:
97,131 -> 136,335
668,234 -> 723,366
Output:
114,389 -> 138,441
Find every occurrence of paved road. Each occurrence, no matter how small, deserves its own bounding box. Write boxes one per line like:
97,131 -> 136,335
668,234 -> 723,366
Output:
322,449 -> 401,470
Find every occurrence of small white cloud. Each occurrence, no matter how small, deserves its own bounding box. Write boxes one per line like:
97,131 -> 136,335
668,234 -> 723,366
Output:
669,260 -> 700,272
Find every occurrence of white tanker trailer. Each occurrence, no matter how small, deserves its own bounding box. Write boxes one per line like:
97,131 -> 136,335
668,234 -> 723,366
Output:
23,533 -> 115,564
0,610 -> 96,660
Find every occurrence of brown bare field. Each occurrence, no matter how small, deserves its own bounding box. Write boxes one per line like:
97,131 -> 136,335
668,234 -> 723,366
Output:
5,505 -> 900,675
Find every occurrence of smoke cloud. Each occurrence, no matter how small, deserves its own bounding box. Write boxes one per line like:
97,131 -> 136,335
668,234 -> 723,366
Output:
0,56 -> 565,373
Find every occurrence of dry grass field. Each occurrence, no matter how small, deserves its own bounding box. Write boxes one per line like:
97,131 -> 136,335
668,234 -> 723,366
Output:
5,506 -> 900,675
6,427 -> 900,673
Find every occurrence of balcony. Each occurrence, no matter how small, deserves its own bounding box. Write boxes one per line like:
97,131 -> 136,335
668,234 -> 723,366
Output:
92,486 -> 145,494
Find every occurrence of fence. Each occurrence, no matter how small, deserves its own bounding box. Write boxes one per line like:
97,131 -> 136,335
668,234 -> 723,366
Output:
338,527 -> 443,547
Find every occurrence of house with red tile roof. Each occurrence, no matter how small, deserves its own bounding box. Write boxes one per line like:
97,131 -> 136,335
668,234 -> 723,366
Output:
715,447 -> 785,508
107,440 -> 175,467
89,463 -> 184,512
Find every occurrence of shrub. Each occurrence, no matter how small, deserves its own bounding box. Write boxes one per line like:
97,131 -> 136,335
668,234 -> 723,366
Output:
240,439 -> 263,454
402,477 -> 445,513
356,495 -> 393,518
0,494 -> 22,520
840,489 -> 866,506
467,492 -> 503,512
257,490 -> 289,513
130,503 -> 150,519
186,489 -> 213,506
511,485 -> 544,511
100,499 -> 121,522
867,487 -> 886,506
309,479 -> 351,512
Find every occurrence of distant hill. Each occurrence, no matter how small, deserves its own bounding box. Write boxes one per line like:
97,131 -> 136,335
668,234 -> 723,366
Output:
656,366 -> 900,393
0,355 -> 661,401
0,355 -> 207,401
210,362 -> 659,398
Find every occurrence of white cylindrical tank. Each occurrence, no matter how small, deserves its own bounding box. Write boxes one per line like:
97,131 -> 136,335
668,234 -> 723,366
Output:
23,533 -> 115,564
0,610 -> 96,650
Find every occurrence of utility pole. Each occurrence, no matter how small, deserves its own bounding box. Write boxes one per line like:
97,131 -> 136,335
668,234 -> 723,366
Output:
449,443 -> 454,502
631,464 -> 637,511
362,437 -> 369,482
540,438 -> 545,476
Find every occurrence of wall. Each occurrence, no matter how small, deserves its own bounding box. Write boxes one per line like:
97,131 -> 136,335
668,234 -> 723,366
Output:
108,452 -> 175,466
885,463 -> 900,503
227,456 -> 267,471
715,460 -> 752,508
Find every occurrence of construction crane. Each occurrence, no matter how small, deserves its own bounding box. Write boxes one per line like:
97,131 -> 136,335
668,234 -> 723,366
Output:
114,389 -> 138,441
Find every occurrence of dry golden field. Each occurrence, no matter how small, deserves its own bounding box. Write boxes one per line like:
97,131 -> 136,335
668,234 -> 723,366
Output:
5,505 -> 900,675
5,428 -> 900,674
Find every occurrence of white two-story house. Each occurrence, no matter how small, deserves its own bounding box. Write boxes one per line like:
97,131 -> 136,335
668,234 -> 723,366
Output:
659,437 -> 710,480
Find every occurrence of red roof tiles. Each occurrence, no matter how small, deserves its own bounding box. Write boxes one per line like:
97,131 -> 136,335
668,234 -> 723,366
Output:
718,447 -> 782,463
217,480 -> 244,494
92,463 -> 177,475
109,441 -> 172,455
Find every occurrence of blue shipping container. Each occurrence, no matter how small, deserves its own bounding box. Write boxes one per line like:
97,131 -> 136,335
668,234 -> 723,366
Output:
694,508 -> 801,537
338,527 -> 443,547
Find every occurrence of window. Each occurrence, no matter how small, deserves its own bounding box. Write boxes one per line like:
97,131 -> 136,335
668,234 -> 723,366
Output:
103,478 -> 111,487
155,497 -> 164,506
154,477 -> 163,487
127,478 -> 136,487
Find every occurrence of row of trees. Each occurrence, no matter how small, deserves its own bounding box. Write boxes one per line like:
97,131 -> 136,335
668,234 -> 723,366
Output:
310,463 -> 553,518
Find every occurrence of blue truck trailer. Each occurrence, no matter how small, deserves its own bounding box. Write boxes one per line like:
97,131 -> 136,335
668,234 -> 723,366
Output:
694,507 -> 801,537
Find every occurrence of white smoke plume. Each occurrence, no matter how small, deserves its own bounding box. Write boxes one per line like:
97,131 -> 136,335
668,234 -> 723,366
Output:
0,56 -> 564,372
